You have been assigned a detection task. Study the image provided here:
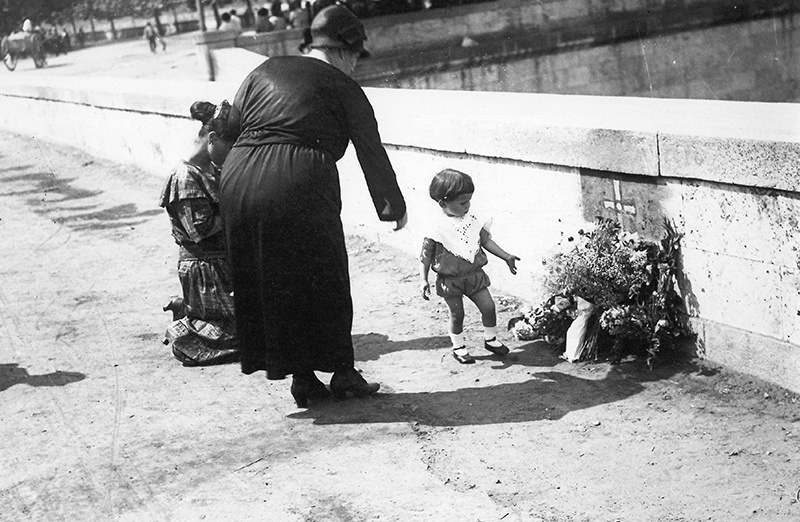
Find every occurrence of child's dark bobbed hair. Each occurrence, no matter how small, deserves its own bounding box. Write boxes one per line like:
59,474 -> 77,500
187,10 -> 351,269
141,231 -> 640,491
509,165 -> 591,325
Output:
190,100 -> 236,141
429,168 -> 474,202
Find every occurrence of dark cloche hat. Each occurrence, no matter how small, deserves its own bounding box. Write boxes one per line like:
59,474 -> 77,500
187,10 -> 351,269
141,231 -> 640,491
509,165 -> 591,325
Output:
309,5 -> 370,58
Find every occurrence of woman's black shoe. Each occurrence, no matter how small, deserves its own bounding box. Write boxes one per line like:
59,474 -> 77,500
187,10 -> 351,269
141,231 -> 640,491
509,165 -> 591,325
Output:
330,368 -> 380,400
291,371 -> 331,408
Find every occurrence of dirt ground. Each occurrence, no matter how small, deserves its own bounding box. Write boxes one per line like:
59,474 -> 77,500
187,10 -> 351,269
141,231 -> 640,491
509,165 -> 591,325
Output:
1,129 -> 800,522
2,35 -> 800,522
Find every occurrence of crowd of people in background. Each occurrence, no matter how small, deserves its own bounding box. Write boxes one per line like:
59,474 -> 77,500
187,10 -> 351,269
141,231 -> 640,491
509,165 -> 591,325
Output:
4,0 -> 489,57
214,0 -> 492,35
218,2 -> 307,34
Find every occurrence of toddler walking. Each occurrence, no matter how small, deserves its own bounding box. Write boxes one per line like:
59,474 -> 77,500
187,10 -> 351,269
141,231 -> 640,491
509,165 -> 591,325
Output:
420,169 -> 520,364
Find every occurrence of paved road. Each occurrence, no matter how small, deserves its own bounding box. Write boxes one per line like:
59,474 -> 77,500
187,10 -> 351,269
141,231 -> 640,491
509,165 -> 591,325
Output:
1,30 -> 206,81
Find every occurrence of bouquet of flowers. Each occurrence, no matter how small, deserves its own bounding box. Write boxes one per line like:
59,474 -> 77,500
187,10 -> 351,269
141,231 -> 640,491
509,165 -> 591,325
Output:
508,294 -> 573,344
509,218 -> 692,368
599,305 -> 651,339
542,218 -> 651,309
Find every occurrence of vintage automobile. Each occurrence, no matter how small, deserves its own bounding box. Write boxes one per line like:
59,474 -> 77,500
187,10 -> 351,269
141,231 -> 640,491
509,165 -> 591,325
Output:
1,30 -> 46,71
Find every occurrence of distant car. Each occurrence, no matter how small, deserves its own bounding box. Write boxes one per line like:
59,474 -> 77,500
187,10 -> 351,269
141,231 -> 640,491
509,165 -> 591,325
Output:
1,30 -> 46,71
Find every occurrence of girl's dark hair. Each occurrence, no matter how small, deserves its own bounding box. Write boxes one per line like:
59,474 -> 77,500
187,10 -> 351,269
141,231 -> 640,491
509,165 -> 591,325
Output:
190,100 -> 235,141
429,168 -> 474,202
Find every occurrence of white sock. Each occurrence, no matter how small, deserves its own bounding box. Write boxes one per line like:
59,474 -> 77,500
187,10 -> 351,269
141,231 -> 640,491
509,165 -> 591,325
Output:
483,326 -> 497,341
450,332 -> 465,349
484,327 -> 504,347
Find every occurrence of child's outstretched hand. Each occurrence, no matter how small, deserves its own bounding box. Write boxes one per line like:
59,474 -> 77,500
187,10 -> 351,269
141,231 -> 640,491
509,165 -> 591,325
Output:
420,280 -> 431,300
506,255 -> 520,275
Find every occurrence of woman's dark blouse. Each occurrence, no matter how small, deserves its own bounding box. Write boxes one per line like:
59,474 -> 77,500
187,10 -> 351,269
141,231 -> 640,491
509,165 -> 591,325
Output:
227,55 -> 406,221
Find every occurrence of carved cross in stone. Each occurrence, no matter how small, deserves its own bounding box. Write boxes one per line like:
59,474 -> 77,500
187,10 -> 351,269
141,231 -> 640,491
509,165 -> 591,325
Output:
603,179 -> 636,221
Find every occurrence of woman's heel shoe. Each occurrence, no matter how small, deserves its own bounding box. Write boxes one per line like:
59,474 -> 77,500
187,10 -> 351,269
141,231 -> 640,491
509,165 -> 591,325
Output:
330,368 -> 380,400
291,372 -> 330,408
163,296 -> 185,321
291,385 -> 309,408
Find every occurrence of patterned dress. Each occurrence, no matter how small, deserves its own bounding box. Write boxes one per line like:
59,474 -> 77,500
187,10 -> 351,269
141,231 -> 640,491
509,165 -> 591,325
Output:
159,161 -> 238,365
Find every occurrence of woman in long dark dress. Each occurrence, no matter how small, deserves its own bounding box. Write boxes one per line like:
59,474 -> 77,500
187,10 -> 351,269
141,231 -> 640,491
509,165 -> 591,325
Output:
220,5 -> 407,407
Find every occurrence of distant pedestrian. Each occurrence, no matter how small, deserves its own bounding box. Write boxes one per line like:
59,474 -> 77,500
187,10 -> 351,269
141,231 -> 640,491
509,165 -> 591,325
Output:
143,22 -> 157,53
219,13 -> 241,35
268,1 -> 288,30
419,168 -> 520,364
288,0 -> 310,29
229,10 -> 243,32
255,7 -> 274,32
61,28 -> 71,53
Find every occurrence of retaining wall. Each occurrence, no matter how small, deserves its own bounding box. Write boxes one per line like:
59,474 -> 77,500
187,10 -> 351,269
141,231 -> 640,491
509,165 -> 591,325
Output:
0,75 -> 798,393
194,0 -> 799,83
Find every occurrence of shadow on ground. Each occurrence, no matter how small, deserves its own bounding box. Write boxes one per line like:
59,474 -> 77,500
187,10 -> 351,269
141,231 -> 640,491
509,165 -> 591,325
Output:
0,168 -> 161,230
0,363 -> 86,392
292,335 -> 685,427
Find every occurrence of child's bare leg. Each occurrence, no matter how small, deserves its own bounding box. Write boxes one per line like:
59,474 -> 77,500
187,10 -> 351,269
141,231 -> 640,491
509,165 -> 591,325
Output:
444,295 -> 474,364
444,295 -> 465,335
468,288 -> 496,328
468,288 -> 509,355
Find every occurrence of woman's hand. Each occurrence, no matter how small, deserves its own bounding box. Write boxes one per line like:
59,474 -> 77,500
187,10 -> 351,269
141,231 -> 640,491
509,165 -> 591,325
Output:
394,212 -> 408,231
420,280 -> 430,300
506,255 -> 520,275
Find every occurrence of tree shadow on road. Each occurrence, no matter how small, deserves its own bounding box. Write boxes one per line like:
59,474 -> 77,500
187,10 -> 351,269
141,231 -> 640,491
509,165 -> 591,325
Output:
0,170 -> 161,230
0,363 -> 85,392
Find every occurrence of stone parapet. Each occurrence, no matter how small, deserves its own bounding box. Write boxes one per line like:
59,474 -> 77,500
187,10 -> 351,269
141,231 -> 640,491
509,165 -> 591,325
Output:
0,75 -> 797,393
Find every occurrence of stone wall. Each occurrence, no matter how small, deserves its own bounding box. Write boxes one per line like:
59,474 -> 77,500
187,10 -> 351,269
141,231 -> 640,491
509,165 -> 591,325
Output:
194,0 -> 799,85
367,11 -> 800,103
0,76 -> 798,393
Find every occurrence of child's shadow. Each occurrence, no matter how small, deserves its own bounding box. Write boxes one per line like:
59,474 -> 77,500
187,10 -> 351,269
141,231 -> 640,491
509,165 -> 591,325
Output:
354,332 -> 562,370
353,332 -> 450,361
0,363 -> 86,392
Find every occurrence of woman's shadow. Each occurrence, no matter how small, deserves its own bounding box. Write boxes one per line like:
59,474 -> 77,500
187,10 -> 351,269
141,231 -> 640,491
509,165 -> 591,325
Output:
290,333 -> 679,427
0,363 -> 85,392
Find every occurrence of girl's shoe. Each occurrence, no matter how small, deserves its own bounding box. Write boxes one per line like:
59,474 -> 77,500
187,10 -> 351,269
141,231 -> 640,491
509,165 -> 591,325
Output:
171,334 -> 240,367
330,368 -> 380,400
163,296 -> 186,321
290,371 -> 331,408
452,347 -> 475,364
484,338 -> 509,356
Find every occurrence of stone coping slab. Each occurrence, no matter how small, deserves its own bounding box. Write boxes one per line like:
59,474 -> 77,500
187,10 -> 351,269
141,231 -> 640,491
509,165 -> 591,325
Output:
1,75 -> 798,190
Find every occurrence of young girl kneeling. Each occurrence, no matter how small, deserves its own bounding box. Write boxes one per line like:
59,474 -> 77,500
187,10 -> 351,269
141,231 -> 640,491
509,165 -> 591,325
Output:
419,168 -> 520,364
160,100 -> 239,366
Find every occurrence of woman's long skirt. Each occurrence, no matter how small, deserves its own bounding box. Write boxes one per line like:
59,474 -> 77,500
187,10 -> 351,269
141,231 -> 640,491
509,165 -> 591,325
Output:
220,143 -> 355,379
